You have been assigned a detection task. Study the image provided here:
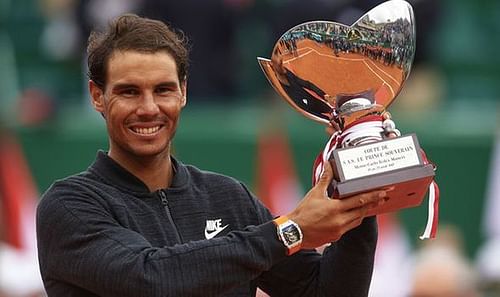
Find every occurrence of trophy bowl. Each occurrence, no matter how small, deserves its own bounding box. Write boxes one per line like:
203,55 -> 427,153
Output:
258,0 -> 437,218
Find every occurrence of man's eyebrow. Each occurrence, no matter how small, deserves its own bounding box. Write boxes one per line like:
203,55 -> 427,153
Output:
111,81 -> 180,92
155,81 -> 180,88
112,83 -> 138,91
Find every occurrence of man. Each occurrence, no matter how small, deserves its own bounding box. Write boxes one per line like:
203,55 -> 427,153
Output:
36,14 -> 387,297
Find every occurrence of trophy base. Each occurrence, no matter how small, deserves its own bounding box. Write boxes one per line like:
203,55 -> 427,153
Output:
330,163 -> 435,216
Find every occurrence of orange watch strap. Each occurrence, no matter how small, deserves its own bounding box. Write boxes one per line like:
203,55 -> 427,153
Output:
273,215 -> 289,226
287,242 -> 301,255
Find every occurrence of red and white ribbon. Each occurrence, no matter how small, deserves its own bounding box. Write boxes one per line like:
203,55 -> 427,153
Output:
312,131 -> 339,186
419,150 -> 440,239
313,115 -> 384,185
312,117 -> 440,239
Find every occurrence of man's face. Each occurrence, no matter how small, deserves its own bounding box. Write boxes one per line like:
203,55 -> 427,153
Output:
90,51 -> 187,162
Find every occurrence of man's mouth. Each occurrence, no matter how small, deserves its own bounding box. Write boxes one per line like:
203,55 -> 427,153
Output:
129,125 -> 162,135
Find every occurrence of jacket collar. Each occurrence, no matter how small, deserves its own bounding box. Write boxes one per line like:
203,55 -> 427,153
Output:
89,150 -> 189,193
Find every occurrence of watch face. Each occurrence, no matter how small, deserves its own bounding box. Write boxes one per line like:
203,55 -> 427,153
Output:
282,224 -> 301,245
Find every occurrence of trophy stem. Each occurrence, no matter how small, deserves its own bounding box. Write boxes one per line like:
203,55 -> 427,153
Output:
339,115 -> 385,147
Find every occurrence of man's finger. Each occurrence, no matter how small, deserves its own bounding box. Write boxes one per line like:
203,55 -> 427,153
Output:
317,161 -> 334,190
341,199 -> 382,226
340,190 -> 387,211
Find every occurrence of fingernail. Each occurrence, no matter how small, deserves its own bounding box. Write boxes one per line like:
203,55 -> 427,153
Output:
378,191 -> 387,198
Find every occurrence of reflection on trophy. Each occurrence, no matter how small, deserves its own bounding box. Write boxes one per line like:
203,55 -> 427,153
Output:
258,0 -> 439,238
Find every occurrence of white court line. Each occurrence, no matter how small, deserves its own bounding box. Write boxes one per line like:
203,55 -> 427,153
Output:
303,47 -> 367,62
284,49 -> 313,64
362,60 -> 395,98
364,59 -> 401,86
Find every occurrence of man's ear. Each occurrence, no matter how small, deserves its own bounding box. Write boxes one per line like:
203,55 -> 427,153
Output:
89,80 -> 105,114
180,80 -> 187,107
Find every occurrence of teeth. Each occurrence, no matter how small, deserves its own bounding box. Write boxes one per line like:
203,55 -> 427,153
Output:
132,126 -> 160,135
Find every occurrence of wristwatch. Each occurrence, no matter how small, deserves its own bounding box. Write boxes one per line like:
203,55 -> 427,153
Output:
273,216 -> 303,256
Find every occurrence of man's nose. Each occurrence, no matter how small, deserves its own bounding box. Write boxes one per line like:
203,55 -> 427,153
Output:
137,92 -> 160,116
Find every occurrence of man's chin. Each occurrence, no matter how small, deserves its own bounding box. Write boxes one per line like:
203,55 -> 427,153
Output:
132,146 -> 169,158
121,142 -> 170,159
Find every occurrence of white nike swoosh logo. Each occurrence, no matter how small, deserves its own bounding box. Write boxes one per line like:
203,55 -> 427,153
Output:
204,224 -> 229,239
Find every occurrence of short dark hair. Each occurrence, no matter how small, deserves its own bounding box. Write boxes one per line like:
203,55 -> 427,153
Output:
87,14 -> 190,89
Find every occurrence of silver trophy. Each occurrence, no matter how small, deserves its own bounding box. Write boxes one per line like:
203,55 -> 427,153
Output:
258,0 -> 437,216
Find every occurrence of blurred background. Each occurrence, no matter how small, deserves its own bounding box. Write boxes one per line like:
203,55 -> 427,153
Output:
0,0 -> 499,296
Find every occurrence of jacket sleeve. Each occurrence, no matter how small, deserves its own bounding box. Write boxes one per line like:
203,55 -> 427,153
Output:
244,184 -> 378,297
36,183 -> 288,297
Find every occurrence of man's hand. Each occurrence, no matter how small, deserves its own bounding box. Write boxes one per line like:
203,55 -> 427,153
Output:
286,161 -> 387,249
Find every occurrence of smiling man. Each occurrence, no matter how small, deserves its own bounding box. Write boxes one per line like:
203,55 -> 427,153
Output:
36,14 -> 387,297
89,50 -> 186,190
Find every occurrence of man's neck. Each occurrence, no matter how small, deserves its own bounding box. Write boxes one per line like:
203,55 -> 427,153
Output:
109,150 -> 173,192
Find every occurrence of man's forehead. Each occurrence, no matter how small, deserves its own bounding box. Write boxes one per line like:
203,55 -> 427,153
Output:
105,50 -> 179,82
107,49 -> 176,65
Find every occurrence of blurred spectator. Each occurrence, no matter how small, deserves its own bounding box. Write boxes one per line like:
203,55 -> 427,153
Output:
16,88 -> 56,127
40,0 -> 140,61
476,123 -> 500,296
0,235 -> 45,297
480,124 -> 500,240
408,226 -> 479,297
476,239 -> 500,296
38,0 -> 80,61
369,214 -> 412,297
74,0 -> 141,49
0,128 -> 45,297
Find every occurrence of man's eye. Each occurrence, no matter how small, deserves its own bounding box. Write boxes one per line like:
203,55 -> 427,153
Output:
156,87 -> 174,96
121,89 -> 139,97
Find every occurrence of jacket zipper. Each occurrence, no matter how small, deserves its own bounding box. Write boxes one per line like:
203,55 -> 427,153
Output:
158,190 -> 182,243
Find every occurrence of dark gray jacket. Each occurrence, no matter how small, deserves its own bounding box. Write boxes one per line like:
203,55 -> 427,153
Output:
37,151 -> 377,297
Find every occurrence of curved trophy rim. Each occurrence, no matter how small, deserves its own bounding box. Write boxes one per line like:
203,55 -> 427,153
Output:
259,0 -> 416,125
